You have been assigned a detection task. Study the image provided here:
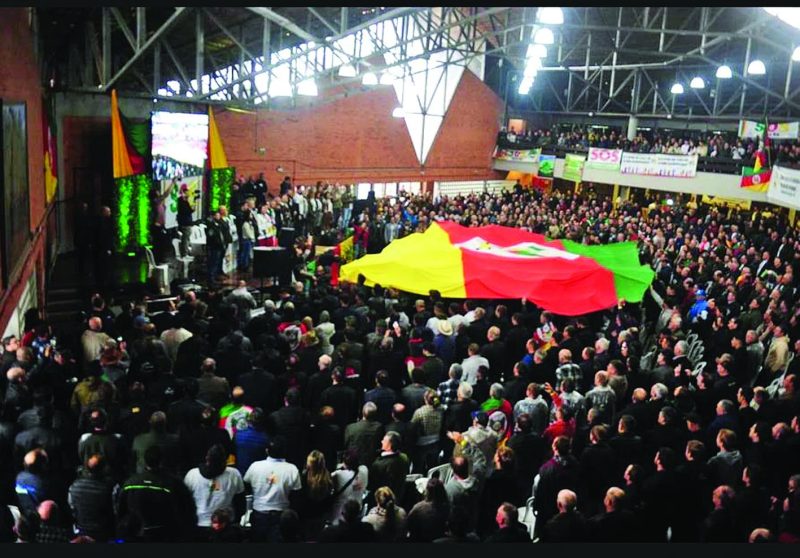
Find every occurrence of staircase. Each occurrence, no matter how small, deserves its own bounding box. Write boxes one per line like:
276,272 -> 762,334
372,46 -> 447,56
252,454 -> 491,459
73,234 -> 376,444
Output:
44,253 -> 89,354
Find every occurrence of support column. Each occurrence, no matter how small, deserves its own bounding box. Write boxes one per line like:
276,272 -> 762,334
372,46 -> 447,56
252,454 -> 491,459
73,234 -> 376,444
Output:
789,208 -> 796,226
627,115 -> 638,141
195,11 -> 204,94
612,183 -> 620,211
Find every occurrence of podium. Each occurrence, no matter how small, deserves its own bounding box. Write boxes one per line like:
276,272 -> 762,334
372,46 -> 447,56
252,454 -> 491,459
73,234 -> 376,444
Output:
253,246 -> 291,286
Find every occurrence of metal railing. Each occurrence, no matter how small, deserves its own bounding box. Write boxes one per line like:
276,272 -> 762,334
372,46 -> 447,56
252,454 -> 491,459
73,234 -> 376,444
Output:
495,138 -> 753,176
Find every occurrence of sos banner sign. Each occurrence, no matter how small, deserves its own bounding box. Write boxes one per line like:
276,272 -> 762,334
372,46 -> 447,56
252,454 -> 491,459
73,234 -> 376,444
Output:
585,148 -> 623,170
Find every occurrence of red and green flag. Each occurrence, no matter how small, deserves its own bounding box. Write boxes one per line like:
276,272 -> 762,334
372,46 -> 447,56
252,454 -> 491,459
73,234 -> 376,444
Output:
340,221 -> 654,315
740,149 -> 771,192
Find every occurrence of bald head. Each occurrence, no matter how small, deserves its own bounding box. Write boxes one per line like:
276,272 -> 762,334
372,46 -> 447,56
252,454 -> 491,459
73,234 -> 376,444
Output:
604,487 -> 626,512
557,489 -> 578,513
38,500 -> 58,522
6,366 -> 25,382
632,388 -> 647,403
24,448 -> 47,473
88,316 -> 103,331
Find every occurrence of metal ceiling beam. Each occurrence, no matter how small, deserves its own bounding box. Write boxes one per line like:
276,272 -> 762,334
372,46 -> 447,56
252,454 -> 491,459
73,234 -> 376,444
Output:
103,7 -> 187,91
246,7 -> 318,43
203,8 -> 259,62
136,8 -> 146,50
102,8 -> 111,85
195,7 -> 500,102
308,7 -> 338,35
110,7 -> 137,52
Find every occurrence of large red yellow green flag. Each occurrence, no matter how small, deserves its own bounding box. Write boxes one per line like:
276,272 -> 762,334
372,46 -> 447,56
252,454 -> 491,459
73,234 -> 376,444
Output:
340,221 -> 654,315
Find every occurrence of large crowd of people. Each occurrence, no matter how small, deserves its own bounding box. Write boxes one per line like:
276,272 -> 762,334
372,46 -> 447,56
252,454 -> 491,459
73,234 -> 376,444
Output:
498,126 -> 800,167
2,183 -> 800,544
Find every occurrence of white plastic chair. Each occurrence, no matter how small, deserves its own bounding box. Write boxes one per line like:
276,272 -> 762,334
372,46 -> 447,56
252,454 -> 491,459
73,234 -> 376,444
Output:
171,237 -> 194,278
518,474 -> 540,541
145,247 -> 170,294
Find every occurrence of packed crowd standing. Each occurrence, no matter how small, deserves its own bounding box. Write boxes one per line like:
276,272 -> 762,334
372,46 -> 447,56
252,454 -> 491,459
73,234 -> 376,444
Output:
498,125 -> 800,166
2,184 -> 800,544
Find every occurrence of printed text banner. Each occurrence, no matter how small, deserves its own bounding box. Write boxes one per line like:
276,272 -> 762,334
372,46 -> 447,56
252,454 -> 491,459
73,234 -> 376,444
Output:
620,152 -> 698,178
493,147 -> 542,163
585,148 -> 623,170
767,165 -> 800,210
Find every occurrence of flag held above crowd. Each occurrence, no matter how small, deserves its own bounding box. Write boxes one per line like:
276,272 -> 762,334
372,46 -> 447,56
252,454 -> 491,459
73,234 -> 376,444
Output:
340,221 -> 654,316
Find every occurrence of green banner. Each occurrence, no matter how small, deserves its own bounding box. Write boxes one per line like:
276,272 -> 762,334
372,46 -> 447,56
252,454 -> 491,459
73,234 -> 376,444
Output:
209,167 -> 235,212
538,154 -> 556,178
563,153 -> 586,183
115,173 -> 153,251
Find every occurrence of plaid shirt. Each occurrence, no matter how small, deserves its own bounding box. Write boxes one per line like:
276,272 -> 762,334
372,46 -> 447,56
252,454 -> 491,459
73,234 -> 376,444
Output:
411,404 -> 443,441
555,362 -> 582,385
437,378 -> 460,409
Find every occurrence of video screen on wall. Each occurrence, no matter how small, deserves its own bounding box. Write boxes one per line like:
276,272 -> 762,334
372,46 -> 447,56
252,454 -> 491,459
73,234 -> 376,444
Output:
151,111 -> 208,181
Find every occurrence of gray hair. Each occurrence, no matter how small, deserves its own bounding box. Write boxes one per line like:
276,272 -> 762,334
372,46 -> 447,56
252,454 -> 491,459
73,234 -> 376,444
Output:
449,363 -> 463,380
651,383 -> 668,400
674,340 -> 688,355
362,401 -> 378,419
595,337 -> 610,351
457,382 -> 473,399
489,382 -> 504,399
264,299 -> 276,310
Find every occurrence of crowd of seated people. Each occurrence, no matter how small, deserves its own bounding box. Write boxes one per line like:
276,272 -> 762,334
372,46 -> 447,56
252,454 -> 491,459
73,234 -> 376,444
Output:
1,185 -> 800,543
498,125 -> 800,167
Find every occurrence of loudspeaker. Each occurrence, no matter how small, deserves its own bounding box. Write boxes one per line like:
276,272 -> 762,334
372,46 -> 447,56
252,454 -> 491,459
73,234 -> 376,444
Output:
278,227 -> 295,248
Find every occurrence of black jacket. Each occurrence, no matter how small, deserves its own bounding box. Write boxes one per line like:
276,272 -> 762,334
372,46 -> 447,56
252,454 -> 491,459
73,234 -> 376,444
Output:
267,406 -> 311,469
319,383 -> 359,431
534,455 -> 581,528
117,468 -> 192,540
587,509 -> 640,542
68,469 -> 117,540
484,521 -> 530,543
344,419 -> 384,467
177,197 -> 193,227
540,510 -> 588,542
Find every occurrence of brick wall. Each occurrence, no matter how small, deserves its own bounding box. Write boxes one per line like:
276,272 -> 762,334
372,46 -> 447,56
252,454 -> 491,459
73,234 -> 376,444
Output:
215,69 -> 505,192
0,8 -> 47,333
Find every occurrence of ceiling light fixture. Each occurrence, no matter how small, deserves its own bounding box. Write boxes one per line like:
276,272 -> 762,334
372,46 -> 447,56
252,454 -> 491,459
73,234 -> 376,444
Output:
670,83 -> 684,94
537,7 -> 564,25
715,65 -> 733,79
533,27 -> 555,45
746,59 -> 766,75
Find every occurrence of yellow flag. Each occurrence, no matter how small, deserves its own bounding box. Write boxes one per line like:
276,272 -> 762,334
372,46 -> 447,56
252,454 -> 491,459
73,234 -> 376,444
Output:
208,107 -> 229,169
111,90 -> 135,178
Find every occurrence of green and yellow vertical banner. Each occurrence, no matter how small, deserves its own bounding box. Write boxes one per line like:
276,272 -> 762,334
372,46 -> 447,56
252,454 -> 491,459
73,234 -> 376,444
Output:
42,96 -> 58,204
111,90 -> 151,251
563,153 -> 586,184
208,107 -> 235,212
